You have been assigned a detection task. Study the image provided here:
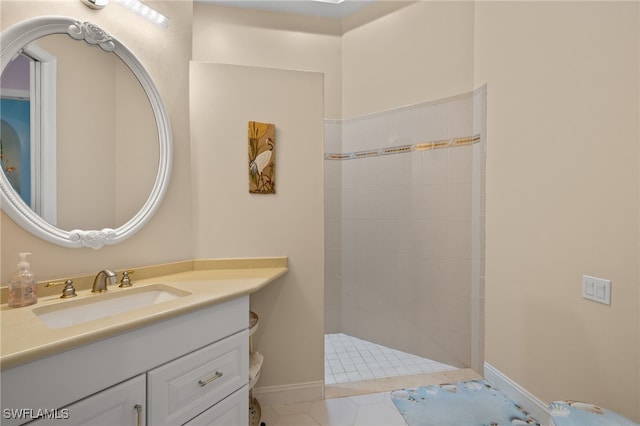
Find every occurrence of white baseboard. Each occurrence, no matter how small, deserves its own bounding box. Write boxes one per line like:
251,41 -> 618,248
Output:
484,362 -> 550,425
253,381 -> 324,407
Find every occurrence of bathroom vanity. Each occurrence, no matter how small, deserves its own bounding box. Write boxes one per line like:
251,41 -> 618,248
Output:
0,259 -> 287,426
0,15 -> 289,425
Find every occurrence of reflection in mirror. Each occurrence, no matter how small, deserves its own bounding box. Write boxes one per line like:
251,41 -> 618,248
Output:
1,53 -> 32,209
1,33 -> 159,231
0,17 -> 172,249
2,43 -> 56,224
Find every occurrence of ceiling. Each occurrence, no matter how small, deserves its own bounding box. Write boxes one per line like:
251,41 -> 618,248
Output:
195,0 -> 378,20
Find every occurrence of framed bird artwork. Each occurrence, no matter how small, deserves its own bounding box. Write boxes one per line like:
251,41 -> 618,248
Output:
248,121 -> 276,194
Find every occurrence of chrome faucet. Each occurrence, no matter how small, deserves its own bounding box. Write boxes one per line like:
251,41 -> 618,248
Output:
92,269 -> 117,293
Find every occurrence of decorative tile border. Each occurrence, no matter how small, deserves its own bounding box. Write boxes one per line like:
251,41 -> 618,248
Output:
325,135 -> 481,160
354,149 -> 381,159
325,153 -> 354,160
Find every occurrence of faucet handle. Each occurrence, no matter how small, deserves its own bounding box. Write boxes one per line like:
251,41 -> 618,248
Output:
61,280 -> 77,298
46,279 -> 77,298
119,270 -> 134,288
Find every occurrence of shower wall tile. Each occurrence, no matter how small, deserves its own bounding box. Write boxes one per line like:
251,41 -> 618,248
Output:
396,254 -> 422,286
421,256 -> 447,292
341,186 -> 359,219
359,187 -> 384,219
324,305 -> 342,334
444,294 -> 471,334
395,220 -> 422,254
448,144 -> 473,184
421,102 -> 449,142
341,219 -> 357,250
379,107 -> 423,147
472,86 -> 486,139
447,257 -> 472,298
471,260 -> 483,299
383,152 -> 416,187
420,221 -> 448,256
382,187 -> 412,220
410,152 -> 423,185
359,156 -> 385,187
325,274 -> 342,333
326,247 -> 342,276
421,149 -> 449,185
447,183 -> 472,221
414,185 -> 448,221
325,188 -> 341,220
471,219 -> 483,262
472,142 -> 486,176
446,330 -> 472,367
374,220 -> 398,252
324,160 -> 342,191
341,160 -> 358,188
324,120 -> 343,333
447,97 -> 474,139
325,90 -> 484,369
446,220 -> 472,259
325,219 -> 341,250
471,182 -> 483,222
343,116 -> 380,152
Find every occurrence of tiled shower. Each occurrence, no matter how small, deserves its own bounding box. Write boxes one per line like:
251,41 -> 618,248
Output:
324,88 -> 486,378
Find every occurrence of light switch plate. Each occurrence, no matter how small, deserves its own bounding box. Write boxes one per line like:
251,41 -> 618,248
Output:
582,275 -> 611,305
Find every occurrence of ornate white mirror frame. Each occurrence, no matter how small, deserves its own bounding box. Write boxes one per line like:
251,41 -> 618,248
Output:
0,16 -> 172,249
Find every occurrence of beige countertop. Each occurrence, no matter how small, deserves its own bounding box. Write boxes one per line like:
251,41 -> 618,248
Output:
1,257 -> 288,370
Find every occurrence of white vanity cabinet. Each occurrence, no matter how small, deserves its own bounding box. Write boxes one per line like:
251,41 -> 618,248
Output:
147,330 -> 248,425
183,385 -> 249,426
28,375 -> 146,426
1,296 -> 250,426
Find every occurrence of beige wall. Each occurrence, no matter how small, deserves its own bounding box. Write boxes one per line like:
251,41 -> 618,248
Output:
191,6 -> 335,389
195,3 -> 640,415
3,1 -> 640,418
189,62 -> 325,387
192,3 -> 343,119
341,1 -> 475,117
1,0 -> 194,281
474,1 -> 640,421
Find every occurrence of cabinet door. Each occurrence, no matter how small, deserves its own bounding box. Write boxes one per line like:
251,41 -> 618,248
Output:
147,330 -> 249,426
27,375 -> 145,426
183,386 -> 248,426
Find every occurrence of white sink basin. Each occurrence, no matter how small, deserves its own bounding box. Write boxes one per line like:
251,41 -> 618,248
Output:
33,284 -> 191,329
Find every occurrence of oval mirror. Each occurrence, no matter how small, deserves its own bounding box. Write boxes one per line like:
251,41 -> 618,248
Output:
0,17 -> 172,249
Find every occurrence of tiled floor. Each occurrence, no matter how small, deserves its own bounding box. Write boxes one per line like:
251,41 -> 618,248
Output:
261,367 -> 485,426
324,333 -> 456,385
260,391 -> 407,426
259,334 -> 474,425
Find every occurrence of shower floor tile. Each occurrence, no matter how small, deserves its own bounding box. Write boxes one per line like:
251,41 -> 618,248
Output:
325,333 -> 456,385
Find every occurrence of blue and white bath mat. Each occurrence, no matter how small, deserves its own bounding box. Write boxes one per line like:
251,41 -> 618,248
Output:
391,380 -> 540,426
549,401 -> 639,426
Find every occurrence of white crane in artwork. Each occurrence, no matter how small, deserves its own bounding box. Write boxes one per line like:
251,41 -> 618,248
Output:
250,138 -> 274,177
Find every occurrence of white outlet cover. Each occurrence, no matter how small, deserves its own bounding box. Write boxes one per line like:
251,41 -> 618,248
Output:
582,275 -> 611,305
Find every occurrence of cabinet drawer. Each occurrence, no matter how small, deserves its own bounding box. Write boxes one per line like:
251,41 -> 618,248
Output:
147,330 -> 249,426
183,385 -> 248,426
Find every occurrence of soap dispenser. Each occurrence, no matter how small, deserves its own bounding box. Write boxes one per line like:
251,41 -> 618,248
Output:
8,252 -> 37,308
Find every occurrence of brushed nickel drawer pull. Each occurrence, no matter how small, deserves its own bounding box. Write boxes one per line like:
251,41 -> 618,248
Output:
134,404 -> 143,426
198,371 -> 223,387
